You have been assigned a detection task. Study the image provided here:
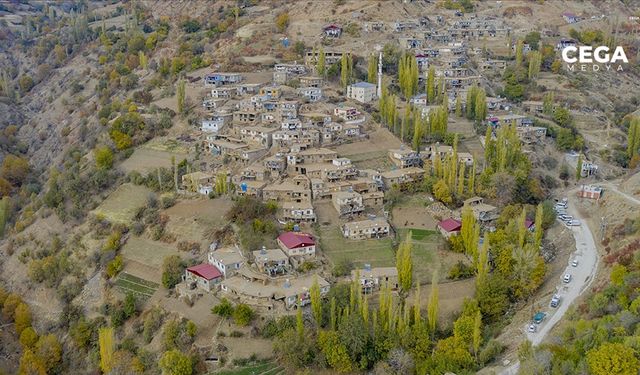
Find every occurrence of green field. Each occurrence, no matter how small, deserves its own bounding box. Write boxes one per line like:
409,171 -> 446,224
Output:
320,226 -> 396,268
115,272 -> 159,299
216,361 -> 282,375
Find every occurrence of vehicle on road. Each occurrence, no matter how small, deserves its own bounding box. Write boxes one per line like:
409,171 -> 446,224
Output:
563,273 -> 572,283
533,312 -> 546,324
527,324 -> 537,333
571,259 -> 579,267
550,295 -> 561,308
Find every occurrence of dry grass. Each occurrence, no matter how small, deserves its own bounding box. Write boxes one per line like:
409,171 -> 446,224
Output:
92,183 -> 152,224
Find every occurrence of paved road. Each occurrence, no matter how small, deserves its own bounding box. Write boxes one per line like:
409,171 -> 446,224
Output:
500,190 -> 600,375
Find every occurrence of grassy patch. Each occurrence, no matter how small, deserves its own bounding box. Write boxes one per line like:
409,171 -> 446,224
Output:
93,183 -> 152,224
320,225 -> 395,268
397,228 -> 446,282
402,228 -> 438,241
114,272 -> 159,299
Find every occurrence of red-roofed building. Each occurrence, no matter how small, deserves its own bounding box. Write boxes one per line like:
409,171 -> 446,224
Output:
323,24 -> 342,38
185,263 -> 223,291
277,232 -> 316,258
437,218 -> 462,238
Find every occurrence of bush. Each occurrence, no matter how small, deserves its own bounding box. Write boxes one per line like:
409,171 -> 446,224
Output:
447,261 -> 475,280
230,330 -> 244,337
233,304 -> 255,326
479,339 -> 505,364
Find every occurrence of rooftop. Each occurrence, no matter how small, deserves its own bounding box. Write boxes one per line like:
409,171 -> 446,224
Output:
187,263 -> 222,280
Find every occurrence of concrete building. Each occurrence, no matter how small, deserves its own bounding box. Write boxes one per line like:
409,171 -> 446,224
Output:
208,249 -> 244,278
342,217 -> 390,240
346,81 -> 377,103
184,264 -> 223,291
332,191 -> 364,216
352,266 -> 399,293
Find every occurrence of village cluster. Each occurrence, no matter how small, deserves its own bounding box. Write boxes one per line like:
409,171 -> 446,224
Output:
176,13 -> 602,311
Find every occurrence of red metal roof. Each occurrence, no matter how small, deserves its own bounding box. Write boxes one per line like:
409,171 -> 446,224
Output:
187,263 -> 222,280
438,218 -> 462,232
278,232 -> 315,249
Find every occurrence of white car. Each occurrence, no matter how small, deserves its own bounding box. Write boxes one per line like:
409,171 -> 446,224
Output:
571,259 -> 579,267
563,274 -> 572,283
527,324 -> 537,333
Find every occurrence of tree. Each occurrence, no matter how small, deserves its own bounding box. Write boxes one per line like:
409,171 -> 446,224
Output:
527,51 -> 542,80
176,79 -> 186,114
367,54 -> 377,84
398,53 -> 419,99
472,310 -> 482,359
139,51 -> 148,70
543,92 -> 554,115
340,53 -> 353,90
515,39 -> 524,67
575,154 -> 583,180
1,155 -> 30,185
20,327 -> 39,349
433,179 -> 452,204
275,12 -> 289,32
18,74 -> 34,93
426,66 -> 436,103
211,298 -> 234,318
160,349 -> 193,375
233,304 -> 255,326
99,327 -> 115,373
35,334 -> 62,372
94,146 -> 113,170
318,330 -> 352,373
587,342 -> 640,375
474,88 -> 487,123
455,95 -> 462,117
317,47 -> 326,77
396,232 -> 413,295
534,203 -> 544,249
524,31 -> 541,50
161,255 -> 184,289
14,302 -> 32,335
461,206 -> 479,263
19,349 -> 46,375
427,272 -> 439,335
627,117 -> 640,159
310,277 -> 322,327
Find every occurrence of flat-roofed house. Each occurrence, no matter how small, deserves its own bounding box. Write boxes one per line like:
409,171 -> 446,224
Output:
181,171 -> 214,195
208,249 -> 244,278
281,201 -> 317,223
252,247 -> 290,276
352,266 -> 399,293
380,167 -> 425,190
464,196 -> 498,222
332,191 -> 364,216
342,217 -> 390,240
346,82 -> 377,103
203,72 -> 243,87
389,148 -> 422,168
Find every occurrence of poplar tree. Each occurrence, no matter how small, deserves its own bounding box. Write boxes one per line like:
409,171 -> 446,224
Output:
518,207 -> 527,249
534,203 -> 544,249
99,327 -> 114,374
396,232 -> 414,296
457,162 -> 465,196
466,85 -> 478,120
543,92 -> 555,115
317,47 -> 326,77
413,284 -> 421,327
455,95 -> 462,117
139,50 -> 147,70
627,117 -> 640,158
528,51 -> 542,79
474,88 -> 487,123
461,206 -> 479,262
310,277 -> 322,327
330,297 -> 337,330
476,239 -> 489,288
467,159 -> 476,195
472,310 -> 482,360
575,155 -> 583,181
515,39 -> 524,67
340,53 -> 353,90
426,66 -> 436,103
427,271 -> 439,336
367,54 -> 377,83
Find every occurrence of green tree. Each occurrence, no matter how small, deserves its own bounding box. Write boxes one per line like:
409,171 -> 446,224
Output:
472,310 -> 482,359
426,66 -> 436,103
139,51 -> 148,70
527,51 -> 542,80
99,327 -> 115,373
160,349 -> 193,375
587,342 -> 640,375
515,39 -> 524,67
433,179 -> 452,204
310,277 -> 322,327
427,271 -> 439,335
14,302 -> 32,335
275,12 -> 289,32
211,298 -> 234,318
455,95 -> 462,117
367,54 -> 377,84
399,53 -> 419,99
35,334 -> 62,372
318,330 -> 352,373
18,349 -> 46,375
543,92 -> 555,115
340,53 -> 353,90
461,206 -> 479,263
575,154 -> 583,180
161,255 -> 184,289
19,327 -> 39,349
396,232 -> 414,295
233,304 -> 255,326
474,87 -> 487,123
94,146 -> 114,170
627,117 -> 640,158
317,47 -> 326,77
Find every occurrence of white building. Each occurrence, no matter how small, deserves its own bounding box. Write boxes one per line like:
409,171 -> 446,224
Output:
346,82 -> 377,103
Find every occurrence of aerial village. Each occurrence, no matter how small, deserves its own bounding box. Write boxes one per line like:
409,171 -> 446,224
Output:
175,11 -> 603,313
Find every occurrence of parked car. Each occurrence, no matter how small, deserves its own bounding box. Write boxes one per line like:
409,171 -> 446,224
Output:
533,312 -> 546,324
527,324 -> 537,333
550,295 -> 561,308
563,274 -> 572,283
571,259 -> 579,267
